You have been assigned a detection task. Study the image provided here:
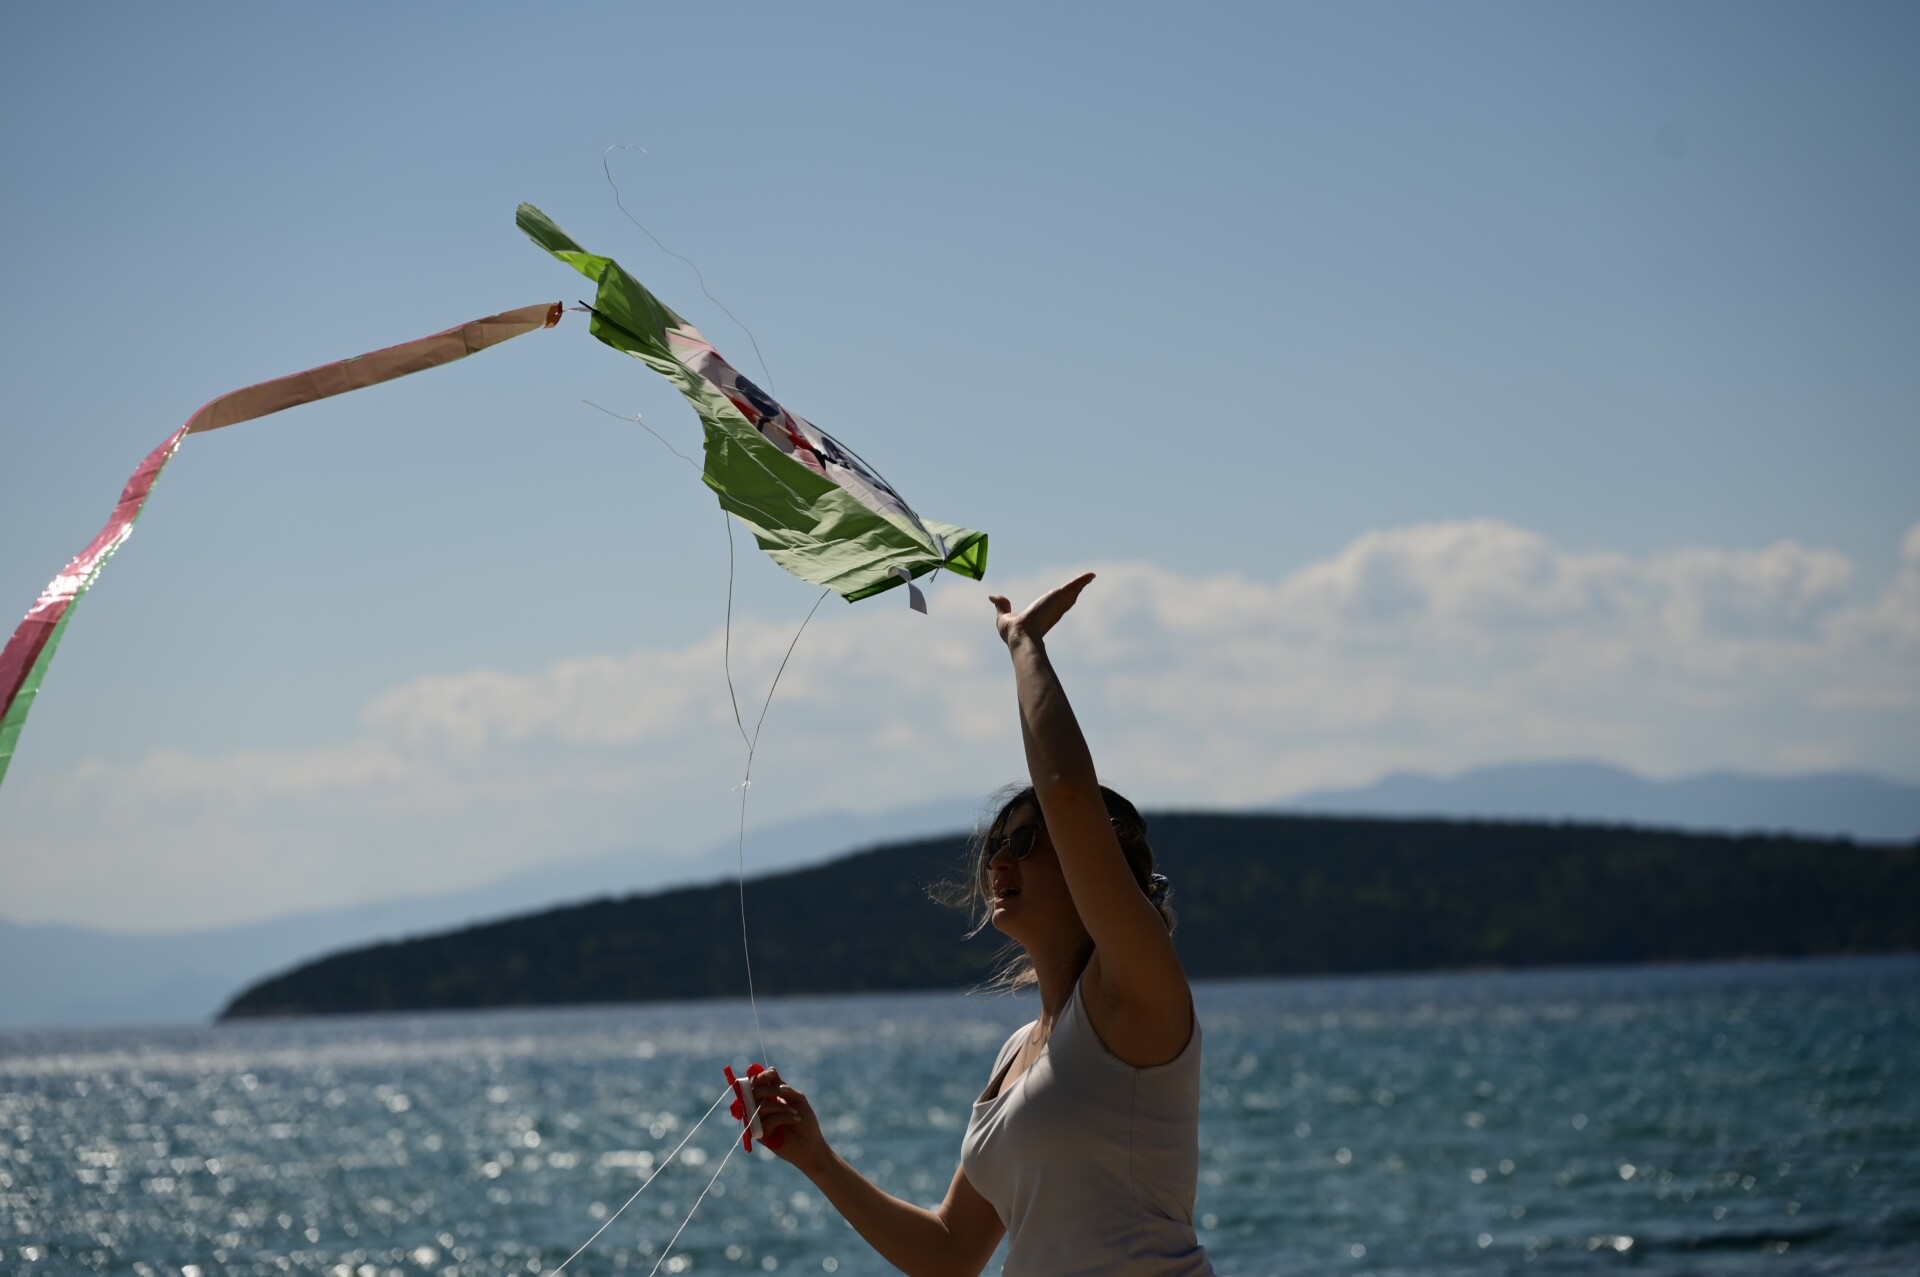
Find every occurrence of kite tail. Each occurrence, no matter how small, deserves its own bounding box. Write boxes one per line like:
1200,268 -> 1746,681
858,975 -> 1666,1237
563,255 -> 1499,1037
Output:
0,429 -> 187,788
0,302 -> 563,793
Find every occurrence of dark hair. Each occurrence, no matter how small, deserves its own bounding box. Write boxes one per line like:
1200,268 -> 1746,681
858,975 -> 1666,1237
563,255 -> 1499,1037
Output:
932,782 -> 1176,993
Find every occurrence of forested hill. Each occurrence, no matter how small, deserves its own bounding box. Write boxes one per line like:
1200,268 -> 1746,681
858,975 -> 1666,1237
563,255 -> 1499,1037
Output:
219,814 -> 1920,1019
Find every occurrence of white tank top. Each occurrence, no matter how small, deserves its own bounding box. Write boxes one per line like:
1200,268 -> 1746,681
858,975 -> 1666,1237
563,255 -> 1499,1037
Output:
959,979 -> 1215,1276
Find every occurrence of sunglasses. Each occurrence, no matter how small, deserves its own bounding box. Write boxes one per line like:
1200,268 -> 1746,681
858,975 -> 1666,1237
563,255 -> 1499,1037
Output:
985,822 -> 1046,861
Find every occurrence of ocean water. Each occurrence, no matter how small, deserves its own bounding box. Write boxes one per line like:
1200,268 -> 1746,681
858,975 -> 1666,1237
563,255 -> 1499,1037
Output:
1,956 -> 1914,1276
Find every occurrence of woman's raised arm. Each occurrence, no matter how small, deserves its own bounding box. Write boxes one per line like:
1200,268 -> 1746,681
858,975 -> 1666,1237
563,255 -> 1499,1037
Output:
990,574 -> 1193,1059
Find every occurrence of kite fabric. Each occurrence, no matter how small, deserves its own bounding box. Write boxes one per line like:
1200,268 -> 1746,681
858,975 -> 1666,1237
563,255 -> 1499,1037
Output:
517,204 -> 987,605
0,301 -> 563,792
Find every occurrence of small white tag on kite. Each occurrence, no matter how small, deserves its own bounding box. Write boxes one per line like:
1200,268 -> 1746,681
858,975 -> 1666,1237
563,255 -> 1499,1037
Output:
891,565 -> 928,614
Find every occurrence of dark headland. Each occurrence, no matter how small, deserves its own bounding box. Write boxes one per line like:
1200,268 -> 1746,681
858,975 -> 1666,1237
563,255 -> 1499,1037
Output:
219,813 -> 1920,1019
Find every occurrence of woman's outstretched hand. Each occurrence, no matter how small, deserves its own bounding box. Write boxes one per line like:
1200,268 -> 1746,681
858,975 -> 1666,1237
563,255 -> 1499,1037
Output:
749,1067 -> 830,1177
990,572 -> 1095,648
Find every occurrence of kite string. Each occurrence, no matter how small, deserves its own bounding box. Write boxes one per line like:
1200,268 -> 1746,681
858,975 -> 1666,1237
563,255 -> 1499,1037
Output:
542,1083 -> 735,1277
722,516 -> 750,751
603,144 -> 779,397
581,398 -> 752,748
574,229 -> 834,1246
542,150 -> 819,1277
584,397 -> 700,470
644,1100 -> 764,1277
582,393 -> 831,1067
733,584 -> 832,1070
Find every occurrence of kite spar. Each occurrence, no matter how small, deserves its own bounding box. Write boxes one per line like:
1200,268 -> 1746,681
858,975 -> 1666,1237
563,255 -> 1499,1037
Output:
0,302 -> 563,791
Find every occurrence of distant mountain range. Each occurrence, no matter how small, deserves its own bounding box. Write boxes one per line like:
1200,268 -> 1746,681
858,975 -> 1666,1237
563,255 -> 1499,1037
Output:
5,762 -> 1915,1030
1277,761 -> 1920,843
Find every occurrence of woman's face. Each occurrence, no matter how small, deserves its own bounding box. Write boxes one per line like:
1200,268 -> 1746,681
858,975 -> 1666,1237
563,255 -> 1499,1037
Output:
984,802 -> 1085,946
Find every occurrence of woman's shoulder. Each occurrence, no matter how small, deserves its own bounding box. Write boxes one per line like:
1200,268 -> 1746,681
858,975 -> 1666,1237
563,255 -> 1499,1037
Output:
989,1017 -> 1034,1076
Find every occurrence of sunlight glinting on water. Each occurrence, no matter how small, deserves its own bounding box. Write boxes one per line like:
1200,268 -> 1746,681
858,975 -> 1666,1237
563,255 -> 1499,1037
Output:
2,960 -> 1917,1276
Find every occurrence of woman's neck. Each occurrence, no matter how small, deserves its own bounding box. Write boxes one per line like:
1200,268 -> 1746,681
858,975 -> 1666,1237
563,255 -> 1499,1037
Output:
1028,938 -> 1093,1020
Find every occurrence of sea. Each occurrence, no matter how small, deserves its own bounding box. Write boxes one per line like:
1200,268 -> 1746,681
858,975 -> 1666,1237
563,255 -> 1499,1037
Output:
1,955 -> 1914,1277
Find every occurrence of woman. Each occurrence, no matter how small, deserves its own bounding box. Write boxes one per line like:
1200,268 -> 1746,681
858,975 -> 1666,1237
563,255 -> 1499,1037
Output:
750,573 -> 1214,1276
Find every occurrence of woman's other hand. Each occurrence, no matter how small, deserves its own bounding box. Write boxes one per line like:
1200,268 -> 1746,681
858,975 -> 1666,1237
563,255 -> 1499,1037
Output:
749,1067 -> 830,1177
989,572 -> 1094,648
746,1070 -> 1007,1276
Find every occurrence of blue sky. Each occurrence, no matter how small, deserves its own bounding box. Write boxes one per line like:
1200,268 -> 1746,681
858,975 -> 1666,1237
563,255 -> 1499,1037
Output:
2,2 -> 1916,931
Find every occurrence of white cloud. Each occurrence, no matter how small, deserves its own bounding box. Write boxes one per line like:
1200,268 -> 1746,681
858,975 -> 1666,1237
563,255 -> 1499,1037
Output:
5,519 -> 1916,930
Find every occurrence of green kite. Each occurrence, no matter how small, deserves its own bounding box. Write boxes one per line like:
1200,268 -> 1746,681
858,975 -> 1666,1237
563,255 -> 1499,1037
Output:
519,203 -> 986,607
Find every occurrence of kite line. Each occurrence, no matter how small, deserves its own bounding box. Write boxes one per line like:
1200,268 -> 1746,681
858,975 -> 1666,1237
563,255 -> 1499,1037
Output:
542,1083 -> 734,1277
582,395 -> 831,1071
603,145 -> 780,399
